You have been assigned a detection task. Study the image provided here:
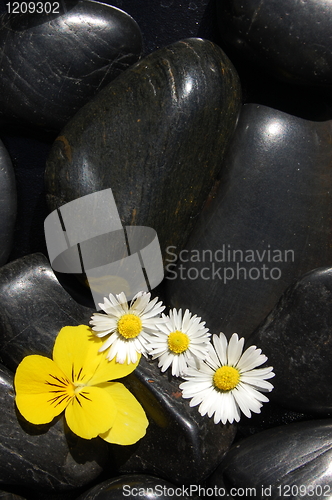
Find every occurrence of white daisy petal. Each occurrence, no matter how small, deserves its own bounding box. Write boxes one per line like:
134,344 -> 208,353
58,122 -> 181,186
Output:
240,375 -> 275,392
227,333 -> 245,366
198,387 -> 216,416
206,341 -> 221,370
237,346 -> 267,372
213,332 -> 228,365
182,309 -> 192,331
180,331 -> 274,425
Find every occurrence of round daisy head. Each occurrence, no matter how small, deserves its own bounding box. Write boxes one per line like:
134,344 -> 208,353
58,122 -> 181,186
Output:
179,332 -> 275,425
90,291 -> 165,364
147,308 -> 211,377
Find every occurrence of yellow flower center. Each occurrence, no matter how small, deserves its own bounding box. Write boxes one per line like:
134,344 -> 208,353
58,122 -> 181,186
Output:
117,314 -> 142,339
168,330 -> 190,354
213,366 -> 240,391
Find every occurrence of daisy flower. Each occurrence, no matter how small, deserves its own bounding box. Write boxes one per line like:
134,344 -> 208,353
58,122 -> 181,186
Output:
90,291 -> 165,364
180,332 -> 275,424
147,308 -> 211,377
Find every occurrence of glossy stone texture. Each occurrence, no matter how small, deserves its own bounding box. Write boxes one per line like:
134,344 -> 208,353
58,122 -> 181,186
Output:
78,474 -> 196,500
0,493 -> 25,500
0,364 -> 108,491
0,254 -> 236,486
0,0 -> 142,131
110,356 -> 236,484
0,253 -> 94,371
210,419 -> 332,499
0,139 -> 16,266
217,0 -> 332,86
45,38 -> 241,261
249,267 -> 332,414
166,104 -> 332,338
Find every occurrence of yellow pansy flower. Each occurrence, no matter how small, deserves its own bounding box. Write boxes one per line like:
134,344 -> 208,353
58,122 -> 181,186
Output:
14,325 -> 148,444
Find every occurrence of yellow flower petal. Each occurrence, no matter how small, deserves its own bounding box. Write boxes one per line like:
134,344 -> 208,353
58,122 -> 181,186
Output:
14,355 -> 71,424
53,325 -> 102,383
91,354 -> 141,385
53,325 -> 139,386
65,385 -> 117,439
99,382 -> 148,445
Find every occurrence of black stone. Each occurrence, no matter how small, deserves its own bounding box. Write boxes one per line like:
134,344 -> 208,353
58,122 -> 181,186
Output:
0,254 -> 235,486
0,364 -> 108,491
0,492 -> 26,500
45,38 -> 241,261
217,0 -> 332,86
249,267 -> 332,415
0,139 -> 16,266
0,0 -> 142,131
77,474 -> 197,500
209,419 -> 332,499
0,253 -> 94,371
166,104 -> 332,338
109,357 -> 236,485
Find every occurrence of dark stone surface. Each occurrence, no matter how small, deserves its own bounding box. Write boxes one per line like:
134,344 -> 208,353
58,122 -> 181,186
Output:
78,474 -> 196,500
0,364 -> 108,491
249,267 -> 332,415
103,0 -> 219,56
45,37 -> 241,262
217,0 -> 332,86
0,252 -> 235,486
210,419 -> 332,499
0,492 -> 26,500
166,104 -> 332,338
0,139 -> 16,266
0,253 -> 94,371
0,0 -> 142,131
109,356 -> 237,485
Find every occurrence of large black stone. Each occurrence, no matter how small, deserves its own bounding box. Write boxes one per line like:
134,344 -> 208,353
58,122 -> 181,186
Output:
166,104 -> 332,338
0,253 -> 235,486
77,474 -> 196,500
217,0 -> 332,86
0,0 -> 142,131
0,492 -> 26,500
0,139 -> 16,266
0,253 -> 94,371
209,419 -> 332,499
45,38 -> 241,261
111,356 -> 236,485
0,364 -> 108,491
249,267 -> 332,415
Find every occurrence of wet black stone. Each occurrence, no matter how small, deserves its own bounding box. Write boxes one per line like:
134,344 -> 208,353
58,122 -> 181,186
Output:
77,474 -> 197,500
249,267 -> 332,415
0,491 -> 26,500
0,139 -> 16,266
0,254 -> 235,486
45,37 -> 241,261
109,357 -> 236,485
0,0 -> 142,131
217,0 -> 332,86
209,419 -> 332,499
0,253 -> 94,371
166,104 -> 332,338
0,364 -> 108,491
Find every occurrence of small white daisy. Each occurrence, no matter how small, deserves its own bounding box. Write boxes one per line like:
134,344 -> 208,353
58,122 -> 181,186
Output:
90,291 -> 166,364
147,308 -> 211,377
179,332 -> 275,425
